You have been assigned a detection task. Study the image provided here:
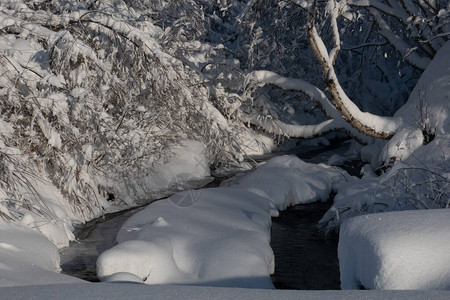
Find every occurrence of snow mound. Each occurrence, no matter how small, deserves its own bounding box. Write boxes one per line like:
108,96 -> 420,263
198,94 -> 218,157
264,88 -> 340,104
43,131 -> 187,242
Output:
0,221 -> 83,287
122,140 -> 211,202
339,209 -> 450,290
97,188 -> 274,288
224,155 -> 347,214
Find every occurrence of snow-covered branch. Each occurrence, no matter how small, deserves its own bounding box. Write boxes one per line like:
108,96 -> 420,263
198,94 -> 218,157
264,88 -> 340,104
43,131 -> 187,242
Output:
307,1 -> 401,139
247,70 -> 371,143
345,0 -> 449,70
368,8 -> 431,70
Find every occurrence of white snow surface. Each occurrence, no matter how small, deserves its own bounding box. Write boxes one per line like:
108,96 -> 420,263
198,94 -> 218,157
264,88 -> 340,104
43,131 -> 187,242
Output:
1,283 -> 450,300
0,221 -> 83,287
97,155 -> 347,288
98,188 -> 274,288
223,155 -> 346,214
339,209 -> 450,290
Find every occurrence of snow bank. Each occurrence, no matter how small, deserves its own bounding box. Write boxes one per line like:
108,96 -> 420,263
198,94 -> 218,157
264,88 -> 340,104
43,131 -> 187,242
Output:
97,155 -> 348,288
97,188 -> 274,288
120,140 -> 211,202
380,40 -> 450,165
111,139 -> 214,208
339,209 -> 450,290
224,155 -> 347,214
236,130 -> 276,157
0,221 -> 83,287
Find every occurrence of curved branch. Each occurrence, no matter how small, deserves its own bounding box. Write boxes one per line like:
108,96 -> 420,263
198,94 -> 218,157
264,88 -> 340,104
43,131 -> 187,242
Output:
307,1 -> 401,139
245,113 -> 336,137
247,71 -> 371,144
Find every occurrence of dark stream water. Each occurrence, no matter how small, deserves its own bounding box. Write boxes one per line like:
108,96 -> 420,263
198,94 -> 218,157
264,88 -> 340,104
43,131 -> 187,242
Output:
60,143 -> 362,289
270,200 -> 340,289
60,207 -> 142,281
270,156 -> 364,290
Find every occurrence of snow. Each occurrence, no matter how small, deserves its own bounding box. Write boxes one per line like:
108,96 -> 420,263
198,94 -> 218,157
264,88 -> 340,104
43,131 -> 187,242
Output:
235,130 -> 276,157
0,0 -> 449,297
148,140 -> 211,190
339,209 -> 450,290
0,221 -> 83,287
381,40 -> 450,165
320,41 -> 450,231
247,70 -> 371,143
97,188 -> 274,288
97,155 -> 347,288
223,155 -> 347,214
114,140 -> 213,206
1,283 -> 450,300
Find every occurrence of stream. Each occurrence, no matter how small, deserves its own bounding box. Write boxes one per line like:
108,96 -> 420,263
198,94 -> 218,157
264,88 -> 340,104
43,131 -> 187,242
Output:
270,200 -> 340,289
60,143 -> 362,289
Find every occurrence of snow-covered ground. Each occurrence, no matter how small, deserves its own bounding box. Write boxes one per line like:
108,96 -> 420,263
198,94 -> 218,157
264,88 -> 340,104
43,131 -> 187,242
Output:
97,155 -> 348,288
1,148 -> 450,297
2,283 -> 450,300
2,41 -> 450,294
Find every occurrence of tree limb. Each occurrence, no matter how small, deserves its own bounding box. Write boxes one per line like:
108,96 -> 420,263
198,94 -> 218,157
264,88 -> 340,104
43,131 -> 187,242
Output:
307,0 -> 400,139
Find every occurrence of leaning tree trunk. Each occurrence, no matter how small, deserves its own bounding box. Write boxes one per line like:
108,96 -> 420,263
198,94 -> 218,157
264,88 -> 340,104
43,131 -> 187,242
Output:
307,0 -> 401,139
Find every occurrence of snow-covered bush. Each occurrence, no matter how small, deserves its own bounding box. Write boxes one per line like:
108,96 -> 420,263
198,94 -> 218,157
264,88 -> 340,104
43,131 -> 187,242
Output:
0,0 -> 262,231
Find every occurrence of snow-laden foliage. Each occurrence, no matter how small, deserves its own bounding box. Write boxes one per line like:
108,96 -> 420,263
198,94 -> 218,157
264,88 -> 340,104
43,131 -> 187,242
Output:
236,0 -> 433,123
0,0 -> 258,225
0,0 -> 449,246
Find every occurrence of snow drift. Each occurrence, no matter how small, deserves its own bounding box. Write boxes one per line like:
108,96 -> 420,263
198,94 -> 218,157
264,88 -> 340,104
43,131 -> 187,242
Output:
339,209 -> 450,290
